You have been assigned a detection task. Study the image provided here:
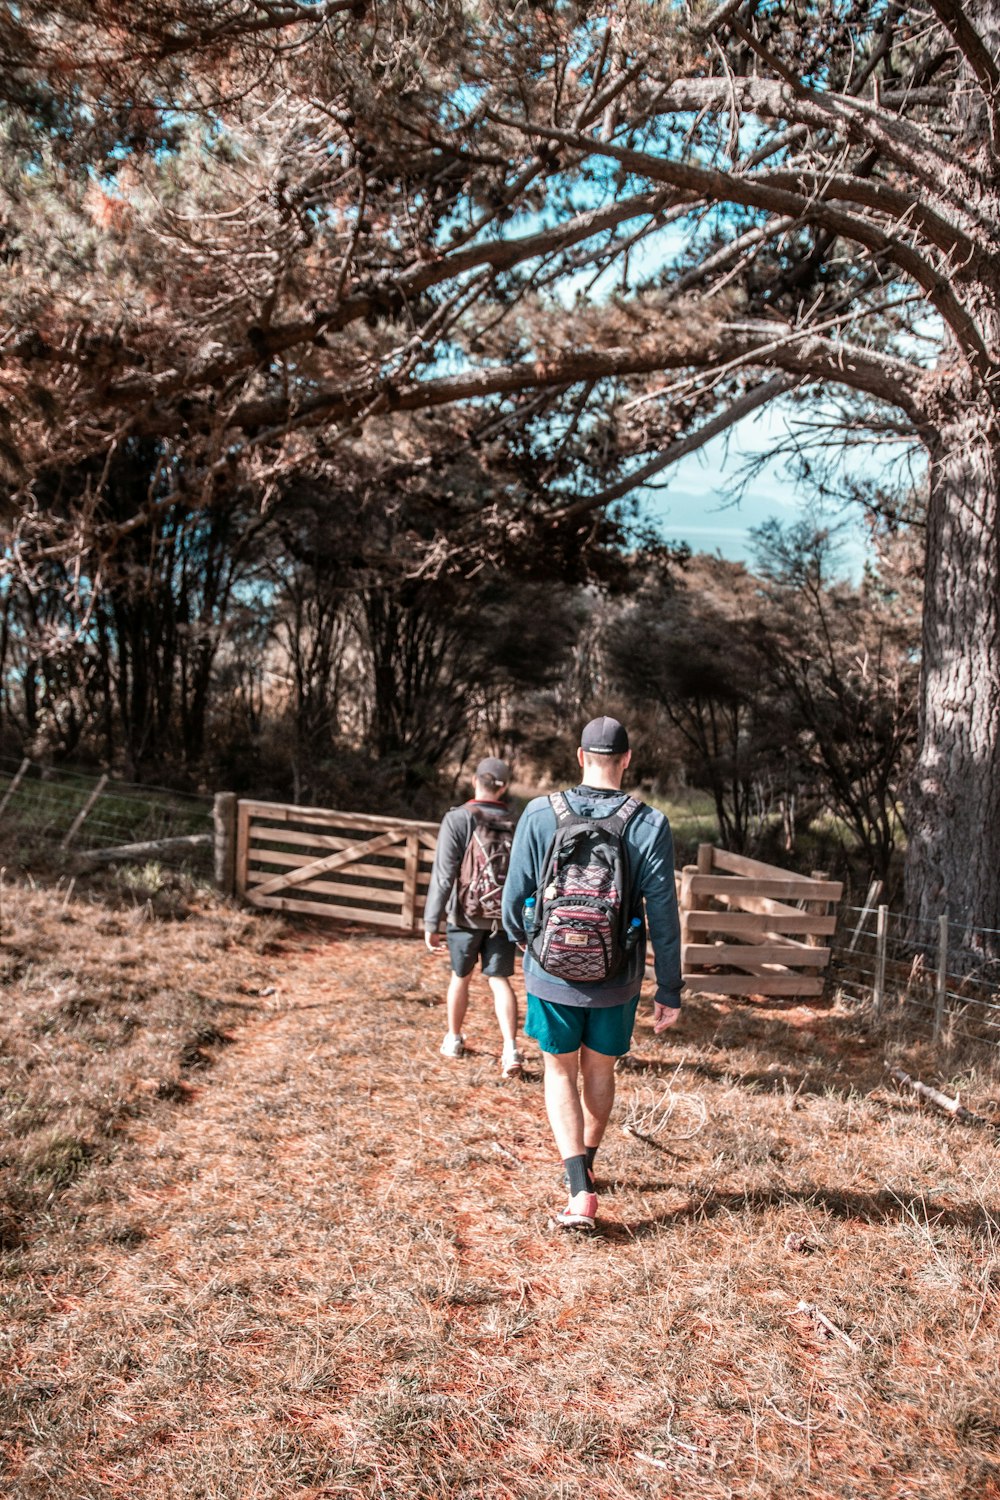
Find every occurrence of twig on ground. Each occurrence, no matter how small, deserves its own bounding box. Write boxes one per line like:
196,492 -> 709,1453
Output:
621,1123 -> 692,1161
793,1300 -> 861,1351
889,1067 -> 995,1129
763,1393 -> 821,1429
491,1139 -> 522,1165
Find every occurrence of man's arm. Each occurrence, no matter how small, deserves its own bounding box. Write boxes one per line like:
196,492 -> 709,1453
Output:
423,809 -> 467,938
637,813 -> 682,1025
501,804 -> 544,943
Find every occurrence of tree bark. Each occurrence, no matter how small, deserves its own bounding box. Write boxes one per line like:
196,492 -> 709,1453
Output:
905,409 -> 1000,942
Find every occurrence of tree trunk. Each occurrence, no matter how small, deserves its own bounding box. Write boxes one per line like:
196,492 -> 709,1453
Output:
905,412 -> 1000,945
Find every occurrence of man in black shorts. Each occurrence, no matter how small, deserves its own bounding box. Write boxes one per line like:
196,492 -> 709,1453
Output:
424,757 -> 523,1077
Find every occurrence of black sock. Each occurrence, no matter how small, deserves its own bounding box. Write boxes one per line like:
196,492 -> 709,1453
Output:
585,1145 -> 598,1174
564,1154 -> 592,1197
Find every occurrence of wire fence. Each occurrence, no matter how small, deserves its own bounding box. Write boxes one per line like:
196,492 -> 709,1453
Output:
0,754 -> 214,874
831,900 -> 1000,1048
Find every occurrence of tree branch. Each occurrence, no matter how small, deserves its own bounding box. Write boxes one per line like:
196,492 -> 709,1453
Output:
215,319 -> 926,435
547,373 -> 798,523
923,0 -> 1000,151
98,189 -> 674,411
493,116 -> 991,381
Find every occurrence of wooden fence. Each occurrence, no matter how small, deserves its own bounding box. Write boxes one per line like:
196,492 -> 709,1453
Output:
229,797 -> 438,931
678,844 -> 842,998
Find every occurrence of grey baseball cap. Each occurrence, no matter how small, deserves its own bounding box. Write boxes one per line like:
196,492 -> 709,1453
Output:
476,756 -> 511,783
580,716 -> 629,755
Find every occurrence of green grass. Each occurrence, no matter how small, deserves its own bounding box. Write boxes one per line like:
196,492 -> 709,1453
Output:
0,764 -> 211,871
644,788 -> 719,865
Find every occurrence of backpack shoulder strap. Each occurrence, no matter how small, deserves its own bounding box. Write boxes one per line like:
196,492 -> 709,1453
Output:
549,791 -> 576,825
612,795 -> 643,831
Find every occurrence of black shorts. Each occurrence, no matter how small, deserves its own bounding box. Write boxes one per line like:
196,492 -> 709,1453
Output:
446,925 -> 516,979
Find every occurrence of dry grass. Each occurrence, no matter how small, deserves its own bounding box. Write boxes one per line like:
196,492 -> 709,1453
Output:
2,871 -> 1000,1499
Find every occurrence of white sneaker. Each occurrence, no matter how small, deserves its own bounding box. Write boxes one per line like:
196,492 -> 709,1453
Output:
501,1043 -> 523,1078
440,1032 -> 465,1059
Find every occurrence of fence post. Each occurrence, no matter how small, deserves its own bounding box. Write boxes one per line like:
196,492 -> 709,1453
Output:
0,757 -> 30,820
679,867 -> 694,969
848,878 -> 884,954
401,833 -> 419,931
61,772 -> 109,849
873,904 -> 889,1018
213,792 -> 238,896
697,843 -> 714,875
235,800 -> 251,901
933,912 -> 949,1043
805,869 -> 829,947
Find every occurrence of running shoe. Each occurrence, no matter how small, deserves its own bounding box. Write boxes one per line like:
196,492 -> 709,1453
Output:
551,1191 -> 598,1231
440,1032 -> 465,1058
500,1043 -> 523,1078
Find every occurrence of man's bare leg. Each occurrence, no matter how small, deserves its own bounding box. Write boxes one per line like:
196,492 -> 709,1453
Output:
541,1049 -> 604,1226
540,1047 -> 618,1159
445,972 -> 472,1039
579,1044 -> 617,1154
487,976 -> 518,1048
541,1049 -> 586,1159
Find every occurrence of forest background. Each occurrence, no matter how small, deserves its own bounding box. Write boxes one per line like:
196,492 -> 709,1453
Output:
5,0 -> 995,920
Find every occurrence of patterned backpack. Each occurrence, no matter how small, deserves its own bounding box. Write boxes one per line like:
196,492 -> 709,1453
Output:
527,792 -> 642,983
456,805 -> 515,921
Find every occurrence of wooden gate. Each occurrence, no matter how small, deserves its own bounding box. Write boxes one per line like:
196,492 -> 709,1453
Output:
235,799 -> 438,931
679,844 -> 842,998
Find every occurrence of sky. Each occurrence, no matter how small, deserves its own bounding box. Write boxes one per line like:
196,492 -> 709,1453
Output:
549,216 -> 918,582
639,397 -> 900,580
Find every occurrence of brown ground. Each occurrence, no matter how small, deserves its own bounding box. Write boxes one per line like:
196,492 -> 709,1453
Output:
2,877 -> 1000,1499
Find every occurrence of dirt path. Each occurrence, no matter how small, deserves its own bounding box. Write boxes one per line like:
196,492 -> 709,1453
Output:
5,925 -> 1000,1500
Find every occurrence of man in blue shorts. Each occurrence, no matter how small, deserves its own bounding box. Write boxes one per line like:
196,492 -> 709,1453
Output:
502,717 -> 681,1229
424,757 -> 523,1077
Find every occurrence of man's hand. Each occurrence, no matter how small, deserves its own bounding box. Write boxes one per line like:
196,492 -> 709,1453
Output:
653,1002 -> 680,1034
425,930 -> 443,952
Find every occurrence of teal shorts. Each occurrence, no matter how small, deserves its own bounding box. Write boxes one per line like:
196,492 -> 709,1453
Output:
525,994 -> 640,1057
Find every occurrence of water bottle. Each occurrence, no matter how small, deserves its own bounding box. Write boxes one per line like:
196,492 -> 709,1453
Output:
623,916 -> 643,953
523,896 -> 537,934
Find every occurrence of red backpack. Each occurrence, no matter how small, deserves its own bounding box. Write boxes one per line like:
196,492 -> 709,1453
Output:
456,805 -> 515,921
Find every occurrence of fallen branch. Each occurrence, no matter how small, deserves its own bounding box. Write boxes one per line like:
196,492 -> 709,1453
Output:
889,1068 -> 995,1129
794,1300 -> 860,1351
634,1451 -> 671,1471
490,1139 -> 522,1166
621,1124 -> 692,1161
77,833 -> 212,867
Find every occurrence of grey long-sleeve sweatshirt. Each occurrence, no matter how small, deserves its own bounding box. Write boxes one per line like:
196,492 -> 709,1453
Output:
422,799 -> 514,932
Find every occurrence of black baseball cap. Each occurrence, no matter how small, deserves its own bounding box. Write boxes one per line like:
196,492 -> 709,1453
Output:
476,756 -> 511,783
580,716 -> 629,755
